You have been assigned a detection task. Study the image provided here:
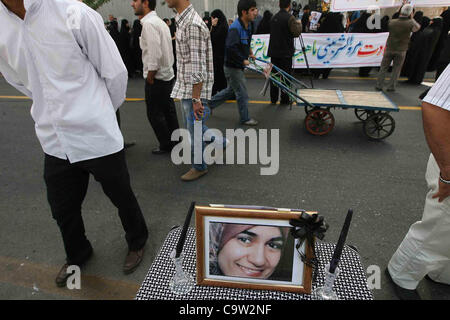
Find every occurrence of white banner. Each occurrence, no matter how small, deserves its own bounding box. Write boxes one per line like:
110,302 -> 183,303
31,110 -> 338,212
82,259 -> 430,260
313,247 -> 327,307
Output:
330,0 -> 450,12
251,33 -> 389,69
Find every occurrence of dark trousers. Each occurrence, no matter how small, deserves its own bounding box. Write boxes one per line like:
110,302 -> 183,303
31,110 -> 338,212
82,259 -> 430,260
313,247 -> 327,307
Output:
270,57 -> 293,104
145,79 -> 179,150
44,150 -> 148,265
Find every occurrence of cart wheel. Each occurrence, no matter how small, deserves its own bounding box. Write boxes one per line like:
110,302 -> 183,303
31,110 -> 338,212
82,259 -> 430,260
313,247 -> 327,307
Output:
305,109 -> 335,136
304,105 -> 314,115
355,109 -> 381,121
363,112 -> 395,140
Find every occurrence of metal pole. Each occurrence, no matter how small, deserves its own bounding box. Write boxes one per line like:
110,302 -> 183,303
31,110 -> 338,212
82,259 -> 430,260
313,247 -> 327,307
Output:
298,33 -> 314,88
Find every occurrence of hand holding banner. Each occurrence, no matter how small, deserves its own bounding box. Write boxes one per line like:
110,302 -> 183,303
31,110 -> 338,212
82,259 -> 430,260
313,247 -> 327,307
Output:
251,33 -> 389,69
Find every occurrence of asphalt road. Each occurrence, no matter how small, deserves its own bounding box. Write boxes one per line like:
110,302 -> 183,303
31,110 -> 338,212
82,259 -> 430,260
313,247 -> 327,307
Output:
0,68 -> 449,300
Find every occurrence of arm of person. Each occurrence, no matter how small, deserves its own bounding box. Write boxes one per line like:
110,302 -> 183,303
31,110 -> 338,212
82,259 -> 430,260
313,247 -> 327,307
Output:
0,57 -> 33,98
422,102 -> 450,202
72,6 -> 128,111
288,15 -> 302,37
141,22 -> 161,85
226,28 -> 248,67
188,24 -> 207,119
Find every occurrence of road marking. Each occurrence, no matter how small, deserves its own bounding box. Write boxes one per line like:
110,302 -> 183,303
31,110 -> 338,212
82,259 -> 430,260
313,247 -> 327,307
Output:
0,96 -> 422,110
0,255 -> 140,300
0,95 -> 31,99
399,106 -> 422,110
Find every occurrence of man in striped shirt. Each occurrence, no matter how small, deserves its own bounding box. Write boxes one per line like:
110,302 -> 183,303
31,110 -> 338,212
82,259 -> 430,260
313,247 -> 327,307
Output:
386,64 -> 450,300
166,0 -> 215,181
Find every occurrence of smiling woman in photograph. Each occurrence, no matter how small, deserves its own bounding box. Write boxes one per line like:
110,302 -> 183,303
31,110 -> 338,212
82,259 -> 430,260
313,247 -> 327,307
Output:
209,223 -> 292,281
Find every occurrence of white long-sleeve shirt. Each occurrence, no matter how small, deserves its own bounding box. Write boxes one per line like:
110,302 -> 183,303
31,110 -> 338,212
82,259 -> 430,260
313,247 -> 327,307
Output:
140,11 -> 174,81
0,0 -> 127,163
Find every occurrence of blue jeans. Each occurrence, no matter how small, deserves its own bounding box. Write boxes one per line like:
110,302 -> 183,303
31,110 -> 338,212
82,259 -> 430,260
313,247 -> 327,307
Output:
208,66 -> 250,123
181,99 -> 209,172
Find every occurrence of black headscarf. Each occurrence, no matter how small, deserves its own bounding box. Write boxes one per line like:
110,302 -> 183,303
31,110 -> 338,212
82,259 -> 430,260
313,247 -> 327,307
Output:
413,11 -> 424,25
352,11 -> 372,33
210,9 -> 228,57
406,17 -> 443,83
318,12 -> 344,33
119,19 -> 130,40
203,16 -> 212,30
119,19 -> 130,51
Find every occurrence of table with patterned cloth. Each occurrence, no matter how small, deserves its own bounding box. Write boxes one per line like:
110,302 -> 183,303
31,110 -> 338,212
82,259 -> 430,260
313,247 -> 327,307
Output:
136,227 -> 374,300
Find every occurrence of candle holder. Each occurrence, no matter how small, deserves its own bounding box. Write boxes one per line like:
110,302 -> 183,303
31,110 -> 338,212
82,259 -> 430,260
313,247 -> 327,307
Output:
312,263 -> 340,300
169,249 -> 194,295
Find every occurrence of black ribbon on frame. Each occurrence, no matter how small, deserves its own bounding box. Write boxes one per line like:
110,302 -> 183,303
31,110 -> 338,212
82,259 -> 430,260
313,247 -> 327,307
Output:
289,212 -> 329,268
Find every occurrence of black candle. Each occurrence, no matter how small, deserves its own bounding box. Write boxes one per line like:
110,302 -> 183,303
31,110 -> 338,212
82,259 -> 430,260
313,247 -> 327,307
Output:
175,201 -> 196,258
329,209 -> 353,274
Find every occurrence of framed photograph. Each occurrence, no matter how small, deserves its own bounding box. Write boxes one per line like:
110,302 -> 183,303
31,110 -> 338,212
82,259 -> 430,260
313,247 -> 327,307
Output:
195,205 -> 315,294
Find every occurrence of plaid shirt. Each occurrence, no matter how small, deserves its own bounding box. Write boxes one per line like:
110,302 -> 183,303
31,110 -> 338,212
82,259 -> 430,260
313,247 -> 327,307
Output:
170,4 -> 214,100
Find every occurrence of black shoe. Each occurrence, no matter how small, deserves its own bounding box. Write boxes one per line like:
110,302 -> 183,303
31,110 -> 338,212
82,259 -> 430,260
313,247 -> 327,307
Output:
56,247 -> 93,287
152,147 -> 171,155
385,268 -> 421,300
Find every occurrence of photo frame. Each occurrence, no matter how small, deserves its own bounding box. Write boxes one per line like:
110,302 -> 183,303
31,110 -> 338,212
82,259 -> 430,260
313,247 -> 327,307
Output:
195,205 -> 316,294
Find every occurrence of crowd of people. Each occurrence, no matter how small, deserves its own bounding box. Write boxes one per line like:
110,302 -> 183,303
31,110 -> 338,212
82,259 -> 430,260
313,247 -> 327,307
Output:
106,3 -> 450,87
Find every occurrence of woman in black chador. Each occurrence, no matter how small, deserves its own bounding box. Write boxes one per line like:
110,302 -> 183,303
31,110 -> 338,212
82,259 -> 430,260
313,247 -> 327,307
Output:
405,17 -> 443,84
210,9 -> 229,95
401,13 -> 430,77
255,10 -> 273,34
428,8 -> 450,72
118,19 -> 133,77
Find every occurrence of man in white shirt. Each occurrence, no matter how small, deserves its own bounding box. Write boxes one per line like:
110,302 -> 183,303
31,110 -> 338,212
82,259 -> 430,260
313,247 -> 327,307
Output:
386,64 -> 450,300
0,0 -> 148,286
131,0 -> 179,155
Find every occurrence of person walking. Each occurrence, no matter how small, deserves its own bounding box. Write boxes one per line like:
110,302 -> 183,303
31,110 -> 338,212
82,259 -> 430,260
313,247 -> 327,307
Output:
130,19 -> 143,77
0,0 -> 149,286
386,64 -> 450,300
165,0 -> 216,181
208,0 -> 259,126
118,19 -> 133,77
375,4 -> 420,92
268,0 -> 302,104
131,0 -> 180,155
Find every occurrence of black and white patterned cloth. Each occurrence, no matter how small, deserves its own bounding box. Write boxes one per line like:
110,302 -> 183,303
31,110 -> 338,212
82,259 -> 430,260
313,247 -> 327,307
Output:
136,227 -> 373,300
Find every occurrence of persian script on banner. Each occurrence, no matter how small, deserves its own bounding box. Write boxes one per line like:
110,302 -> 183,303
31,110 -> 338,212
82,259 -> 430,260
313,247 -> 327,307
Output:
330,0 -> 450,12
251,33 -> 389,69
